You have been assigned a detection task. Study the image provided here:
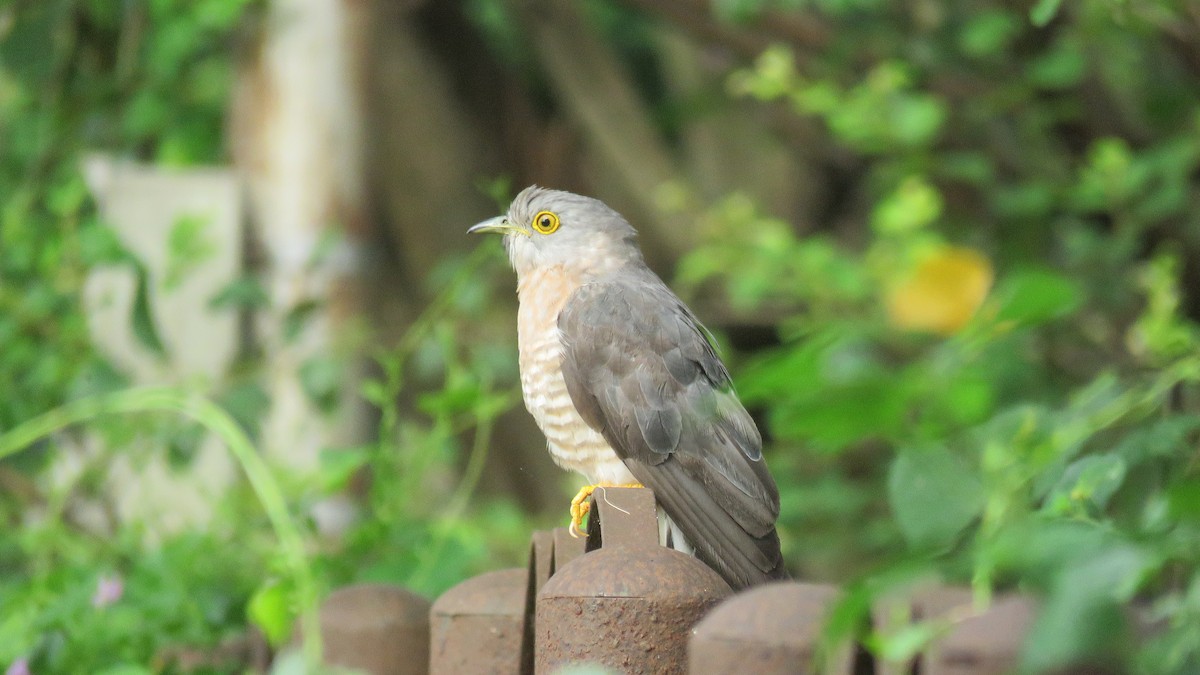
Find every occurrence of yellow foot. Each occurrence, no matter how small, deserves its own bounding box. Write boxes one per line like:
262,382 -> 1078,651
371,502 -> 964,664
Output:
568,482 -> 645,538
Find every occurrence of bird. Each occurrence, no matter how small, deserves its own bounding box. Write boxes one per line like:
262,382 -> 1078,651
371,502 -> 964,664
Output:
468,186 -> 786,589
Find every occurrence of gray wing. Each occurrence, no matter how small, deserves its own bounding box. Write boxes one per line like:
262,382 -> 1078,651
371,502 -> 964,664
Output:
558,273 -> 785,589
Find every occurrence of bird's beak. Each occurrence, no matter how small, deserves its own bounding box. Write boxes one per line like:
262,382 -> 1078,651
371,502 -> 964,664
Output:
467,216 -> 527,236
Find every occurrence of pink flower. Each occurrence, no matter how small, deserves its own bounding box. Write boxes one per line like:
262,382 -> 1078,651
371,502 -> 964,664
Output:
5,658 -> 30,675
91,574 -> 124,608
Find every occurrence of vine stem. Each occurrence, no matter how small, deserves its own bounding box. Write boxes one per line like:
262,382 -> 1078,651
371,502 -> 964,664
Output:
409,403 -> 497,588
0,386 -> 323,666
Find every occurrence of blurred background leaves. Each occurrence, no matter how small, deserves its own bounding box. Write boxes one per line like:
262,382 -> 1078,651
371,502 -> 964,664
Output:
2,0 -> 1200,672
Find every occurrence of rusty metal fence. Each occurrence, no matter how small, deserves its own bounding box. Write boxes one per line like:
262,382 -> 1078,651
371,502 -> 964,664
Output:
310,487 -> 1065,675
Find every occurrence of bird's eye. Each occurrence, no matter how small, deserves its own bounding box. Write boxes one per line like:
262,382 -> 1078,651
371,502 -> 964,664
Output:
531,210 -> 560,235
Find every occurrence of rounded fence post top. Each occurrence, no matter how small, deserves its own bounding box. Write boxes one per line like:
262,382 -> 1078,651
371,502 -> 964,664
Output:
431,567 -> 527,617
692,581 -> 841,645
320,583 -> 432,627
319,583 -> 432,675
539,544 -> 732,602
939,594 -> 1038,657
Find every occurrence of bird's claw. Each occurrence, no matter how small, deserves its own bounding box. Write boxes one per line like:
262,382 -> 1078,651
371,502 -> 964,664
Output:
569,485 -> 597,538
567,482 -> 646,538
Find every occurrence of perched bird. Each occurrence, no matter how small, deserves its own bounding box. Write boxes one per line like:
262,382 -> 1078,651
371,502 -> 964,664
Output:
469,186 -> 785,589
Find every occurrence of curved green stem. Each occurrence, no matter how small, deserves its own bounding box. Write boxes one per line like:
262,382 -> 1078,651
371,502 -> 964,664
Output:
409,407 -> 496,588
0,386 -> 323,665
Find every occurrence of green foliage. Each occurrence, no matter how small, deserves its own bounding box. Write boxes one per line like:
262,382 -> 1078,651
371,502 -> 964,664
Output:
309,247 -> 530,598
3,0 -> 1200,671
0,0 -> 257,430
0,387 -> 323,668
680,2 -> 1200,670
1,1 -> 526,669
0,531 -> 261,672
0,248 -> 530,670
888,446 -> 982,550
1,2 -> 271,667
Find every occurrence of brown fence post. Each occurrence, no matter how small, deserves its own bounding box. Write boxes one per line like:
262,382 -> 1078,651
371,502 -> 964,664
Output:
924,593 -> 1037,675
319,583 -> 431,675
429,567 -> 528,674
688,581 -> 853,674
529,529 -> 556,598
535,487 -> 732,674
522,530 -> 557,675
875,586 -> 1038,675
553,525 -> 586,569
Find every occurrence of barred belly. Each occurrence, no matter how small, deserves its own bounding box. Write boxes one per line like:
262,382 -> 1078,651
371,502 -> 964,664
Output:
516,267 -> 635,485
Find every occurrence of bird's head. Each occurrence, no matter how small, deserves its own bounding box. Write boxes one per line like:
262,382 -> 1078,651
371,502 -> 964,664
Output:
468,186 -> 641,279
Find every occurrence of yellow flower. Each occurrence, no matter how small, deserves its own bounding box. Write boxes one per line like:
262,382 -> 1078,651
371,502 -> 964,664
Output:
887,246 -> 993,335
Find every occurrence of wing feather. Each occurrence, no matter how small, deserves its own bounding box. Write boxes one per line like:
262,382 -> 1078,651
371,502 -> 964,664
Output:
558,272 -> 785,588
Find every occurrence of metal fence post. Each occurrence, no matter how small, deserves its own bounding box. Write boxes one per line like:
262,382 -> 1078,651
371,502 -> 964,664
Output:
875,586 -> 1040,675
319,583 -> 431,675
554,525 -> 586,568
430,567 -> 528,674
924,593 -> 1037,675
534,487 -> 733,674
689,581 -> 853,674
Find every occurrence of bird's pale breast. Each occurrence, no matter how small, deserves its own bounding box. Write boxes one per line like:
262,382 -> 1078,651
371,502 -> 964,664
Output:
516,265 -> 635,485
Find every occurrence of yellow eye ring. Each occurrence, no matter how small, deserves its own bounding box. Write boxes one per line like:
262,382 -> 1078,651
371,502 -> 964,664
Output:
531,210 -> 560,235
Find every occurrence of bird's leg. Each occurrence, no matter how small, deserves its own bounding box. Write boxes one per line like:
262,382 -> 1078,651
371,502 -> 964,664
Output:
568,482 -> 645,538
568,485 -> 597,538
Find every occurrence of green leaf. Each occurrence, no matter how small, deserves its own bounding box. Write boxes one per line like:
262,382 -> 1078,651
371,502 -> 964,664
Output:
712,0 -> 769,24
283,300 -> 321,343
939,369 -> 995,426
0,2 -> 60,84
47,174 -> 88,217
872,176 -> 943,235
959,10 -> 1019,57
1021,545 -> 1151,672
1167,478 -> 1200,524
417,378 -> 485,417
318,446 -> 370,492
773,376 -> 910,450
938,152 -> 994,185
130,261 -> 169,358
166,421 -> 207,469
209,276 -> 270,311
1029,0 -> 1064,27
1130,253 -> 1200,361
749,335 -> 913,450
729,44 -> 797,101
77,219 -> 132,266
875,619 -> 944,664
1029,36 -> 1086,89
992,181 -> 1056,219
836,563 -> 940,660
361,379 -> 390,407
1044,454 -> 1127,516
993,269 -> 1083,325
164,213 -> 217,291
300,356 -> 342,413
216,381 -> 271,439
889,96 -> 946,147
1112,415 -> 1200,465
248,579 -> 293,646
888,446 -> 983,549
